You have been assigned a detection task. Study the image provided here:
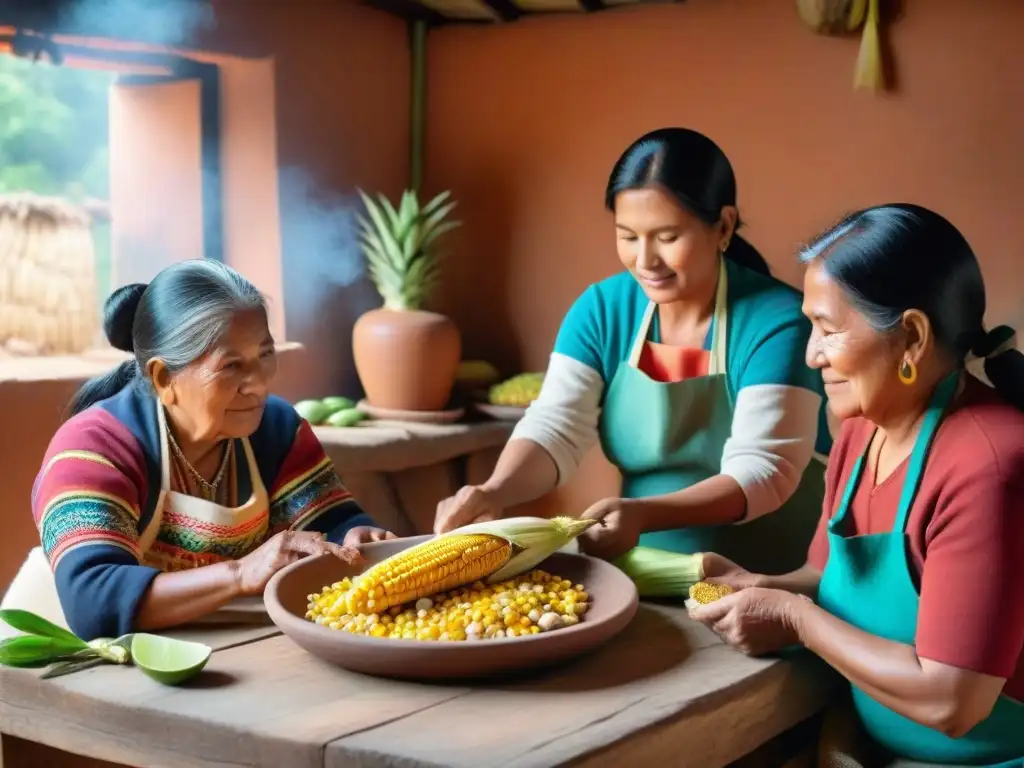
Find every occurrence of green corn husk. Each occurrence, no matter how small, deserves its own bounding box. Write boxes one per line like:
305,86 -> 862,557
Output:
853,0 -> 883,91
612,546 -> 705,598
0,609 -> 131,676
0,608 -> 86,645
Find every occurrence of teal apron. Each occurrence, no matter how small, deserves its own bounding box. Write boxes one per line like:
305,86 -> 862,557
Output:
599,260 -> 826,575
817,372 -> 1024,766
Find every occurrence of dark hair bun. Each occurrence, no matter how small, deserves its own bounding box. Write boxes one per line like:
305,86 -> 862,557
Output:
102,283 -> 147,353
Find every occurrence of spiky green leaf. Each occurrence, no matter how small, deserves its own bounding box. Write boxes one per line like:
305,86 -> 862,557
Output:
354,187 -> 460,310
377,194 -> 401,233
422,190 -> 452,217
422,220 -> 461,250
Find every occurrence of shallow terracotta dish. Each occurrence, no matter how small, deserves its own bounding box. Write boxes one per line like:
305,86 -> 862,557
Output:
264,536 -> 639,681
357,399 -> 465,425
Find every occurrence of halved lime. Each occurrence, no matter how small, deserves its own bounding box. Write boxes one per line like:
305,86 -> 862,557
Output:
130,633 -> 212,685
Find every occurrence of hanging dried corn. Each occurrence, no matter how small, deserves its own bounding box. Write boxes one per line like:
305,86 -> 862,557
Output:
795,0 -> 886,93
853,0 -> 884,91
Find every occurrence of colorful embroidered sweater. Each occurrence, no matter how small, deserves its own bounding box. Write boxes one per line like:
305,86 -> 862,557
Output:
32,383 -> 375,640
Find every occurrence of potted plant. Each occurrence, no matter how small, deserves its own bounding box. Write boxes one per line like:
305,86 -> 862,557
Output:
352,188 -> 462,412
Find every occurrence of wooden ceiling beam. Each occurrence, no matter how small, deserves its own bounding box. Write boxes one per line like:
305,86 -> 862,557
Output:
365,0 -> 448,26
480,0 -> 523,22
578,0 -> 605,10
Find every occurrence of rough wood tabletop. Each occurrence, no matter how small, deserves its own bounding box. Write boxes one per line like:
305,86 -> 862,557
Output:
0,605 -> 838,768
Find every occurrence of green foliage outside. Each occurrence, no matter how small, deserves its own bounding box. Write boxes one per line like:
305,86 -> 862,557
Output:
0,54 -> 115,303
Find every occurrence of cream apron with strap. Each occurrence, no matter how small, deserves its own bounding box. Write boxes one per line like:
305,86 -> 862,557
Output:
1,407 -> 271,639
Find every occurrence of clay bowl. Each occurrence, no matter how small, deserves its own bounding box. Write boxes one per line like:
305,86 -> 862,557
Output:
264,536 -> 639,681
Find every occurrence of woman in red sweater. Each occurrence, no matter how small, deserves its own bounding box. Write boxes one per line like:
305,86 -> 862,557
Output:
688,203 -> 1024,767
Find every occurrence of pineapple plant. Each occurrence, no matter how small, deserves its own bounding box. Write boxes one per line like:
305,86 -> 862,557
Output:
352,188 -> 464,412
356,188 -> 460,311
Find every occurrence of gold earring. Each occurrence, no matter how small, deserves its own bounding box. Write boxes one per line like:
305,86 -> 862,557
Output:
898,359 -> 917,385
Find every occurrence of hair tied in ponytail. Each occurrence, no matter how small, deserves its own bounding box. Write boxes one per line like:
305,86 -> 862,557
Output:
972,325 -> 1017,361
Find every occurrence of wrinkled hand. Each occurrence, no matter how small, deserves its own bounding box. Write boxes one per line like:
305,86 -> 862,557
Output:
578,497 -> 642,561
343,526 -> 398,546
688,587 -> 808,656
236,530 -> 363,596
434,485 -> 502,534
701,552 -> 764,591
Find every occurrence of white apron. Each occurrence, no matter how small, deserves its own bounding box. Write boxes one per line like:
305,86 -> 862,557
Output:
1,407 -> 271,639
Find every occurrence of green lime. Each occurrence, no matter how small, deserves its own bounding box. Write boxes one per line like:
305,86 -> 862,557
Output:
321,396 -> 356,413
293,399 -> 332,425
325,408 -> 367,428
130,633 -> 211,685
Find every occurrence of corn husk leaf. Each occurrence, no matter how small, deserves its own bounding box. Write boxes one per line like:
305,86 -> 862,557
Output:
446,516 -> 597,583
853,0 -> 883,91
0,635 -> 87,668
612,546 -> 705,598
846,0 -> 867,31
0,608 -> 87,646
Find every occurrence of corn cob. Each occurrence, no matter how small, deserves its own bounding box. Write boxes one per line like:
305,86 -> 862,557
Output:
688,581 -> 734,605
488,372 -> 544,407
341,516 -> 597,615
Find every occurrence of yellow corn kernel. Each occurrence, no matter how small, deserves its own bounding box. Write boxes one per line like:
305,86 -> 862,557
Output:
344,534 -> 512,614
309,569 -> 591,642
688,581 -> 734,605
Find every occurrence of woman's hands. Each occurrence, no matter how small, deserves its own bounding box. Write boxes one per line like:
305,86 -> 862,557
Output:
578,497 -> 642,560
434,485 -> 503,534
689,551 -> 803,656
701,552 -> 764,591
688,585 -> 810,656
342,526 -> 398,546
235,530 -> 363,596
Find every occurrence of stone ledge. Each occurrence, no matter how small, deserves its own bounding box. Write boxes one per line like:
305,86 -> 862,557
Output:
314,419 -> 515,474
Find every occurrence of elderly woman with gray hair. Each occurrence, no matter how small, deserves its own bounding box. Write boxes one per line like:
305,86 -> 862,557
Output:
1,261 -> 393,641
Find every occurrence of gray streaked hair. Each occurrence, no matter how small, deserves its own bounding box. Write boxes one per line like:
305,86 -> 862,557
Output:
68,260 -> 267,416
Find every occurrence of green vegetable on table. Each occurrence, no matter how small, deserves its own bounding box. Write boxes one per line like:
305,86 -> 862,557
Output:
293,396 -> 365,427
0,609 -> 211,684
325,408 -> 367,428
321,396 -> 356,412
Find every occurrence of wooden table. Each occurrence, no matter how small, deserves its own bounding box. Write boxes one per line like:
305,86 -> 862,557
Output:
0,603 -> 838,768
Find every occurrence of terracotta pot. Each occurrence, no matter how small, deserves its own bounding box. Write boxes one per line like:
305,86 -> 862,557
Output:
352,308 -> 461,412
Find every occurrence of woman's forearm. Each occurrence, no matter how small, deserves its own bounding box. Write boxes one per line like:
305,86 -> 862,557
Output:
758,564 -> 822,598
481,439 -> 560,509
789,598 -> 962,731
134,560 -> 242,630
630,474 -> 748,529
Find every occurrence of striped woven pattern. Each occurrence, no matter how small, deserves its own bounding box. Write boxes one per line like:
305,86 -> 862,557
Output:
269,421 -> 354,532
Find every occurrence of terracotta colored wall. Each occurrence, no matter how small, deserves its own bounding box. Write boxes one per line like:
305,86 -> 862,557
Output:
0,3 -> 409,592
424,0 -> 1024,516
206,1 -> 411,400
